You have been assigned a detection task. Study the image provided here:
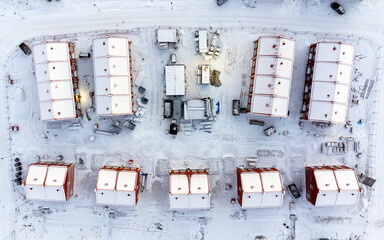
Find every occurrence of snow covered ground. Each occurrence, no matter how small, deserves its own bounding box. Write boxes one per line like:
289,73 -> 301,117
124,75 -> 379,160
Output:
1,0 -> 384,239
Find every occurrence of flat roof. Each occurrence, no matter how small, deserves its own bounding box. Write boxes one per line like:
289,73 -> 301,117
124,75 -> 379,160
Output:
35,62 -> 72,82
253,75 -> 291,98
260,171 -> 283,192
170,174 -> 189,195
313,62 -> 352,85
190,174 -> 209,194
256,57 -> 293,79
257,36 -> 295,60
308,100 -> 348,123
96,95 -> 132,115
314,170 -> 338,191
157,29 -> 177,43
240,172 -> 263,193
45,166 -> 68,186
33,42 -> 69,63
250,95 -> 289,117
311,82 -> 349,104
25,165 -> 48,185
93,37 -> 129,58
93,37 -> 132,116
198,30 -> 208,53
116,170 -> 138,192
315,42 -> 354,65
95,76 -> 131,96
39,100 -> 77,121
96,169 -> 118,191
334,169 -> 360,191
201,65 -> 211,84
165,65 -> 185,96
37,81 -> 74,102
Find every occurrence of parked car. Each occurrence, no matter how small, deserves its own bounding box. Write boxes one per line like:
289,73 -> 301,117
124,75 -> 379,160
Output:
331,2 -> 346,15
216,0 -> 228,6
19,43 -> 32,55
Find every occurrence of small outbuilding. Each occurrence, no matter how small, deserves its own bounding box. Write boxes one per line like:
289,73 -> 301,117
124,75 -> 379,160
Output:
157,28 -> 178,49
169,169 -> 210,210
301,42 -> 354,124
165,65 -> 186,96
95,166 -> 140,206
305,165 -> 361,207
247,36 -> 295,118
237,167 -> 285,208
24,162 -> 75,202
198,30 -> 208,54
93,36 -> 133,116
183,98 -> 213,121
33,42 -> 80,121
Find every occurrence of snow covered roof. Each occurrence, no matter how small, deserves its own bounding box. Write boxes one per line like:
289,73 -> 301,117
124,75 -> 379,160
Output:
33,42 -> 76,121
201,65 -> 211,84
115,171 -> 138,191
93,37 -> 129,57
33,42 -> 70,63
95,167 -> 140,206
93,36 -> 133,115
169,170 -> 210,210
25,165 -> 48,186
256,57 -> 293,79
257,36 -> 295,59
35,62 -> 72,82
238,168 -> 284,208
307,42 -> 354,124
310,166 -> 361,207
250,95 -> 289,117
190,174 -> 209,194
249,36 -> 295,118
198,30 -> 208,54
45,166 -> 68,186
315,42 -> 354,65
157,29 -> 177,43
170,174 -> 189,195
96,169 -> 118,191
24,162 -> 73,202
165,65 -> 185,96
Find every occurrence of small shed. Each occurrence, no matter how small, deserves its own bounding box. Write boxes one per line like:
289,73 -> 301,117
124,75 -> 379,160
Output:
237,167 -> 284,209
165,65 -> 185,96
93,36 -> 133,116
157,29 -> 178,49
183,98 -> 212,121
24,162 -> 75,202
169,169 -> 210,210
95,166 -> 140,206
305,165 -> 361,207
247,36 -> 295,118
33,42 -> 79,121
198,65 -> 211,85
301,42 -> 354,124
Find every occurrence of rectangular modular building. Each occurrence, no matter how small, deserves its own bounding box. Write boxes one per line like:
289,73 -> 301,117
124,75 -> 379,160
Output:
95,166 -> 140,206
301,42 -> 355,124
33,42 -> 80,121
305,165 -> 361,207
93,36 -> 133,116
247,36 -> 295,118
237,167 -> 285,208
169,169 -> 210,210
165,65 -> 186,96
24,162 -> 75,202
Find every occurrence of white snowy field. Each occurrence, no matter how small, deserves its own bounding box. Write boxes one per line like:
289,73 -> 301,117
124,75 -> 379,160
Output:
0,0 -> 384,240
